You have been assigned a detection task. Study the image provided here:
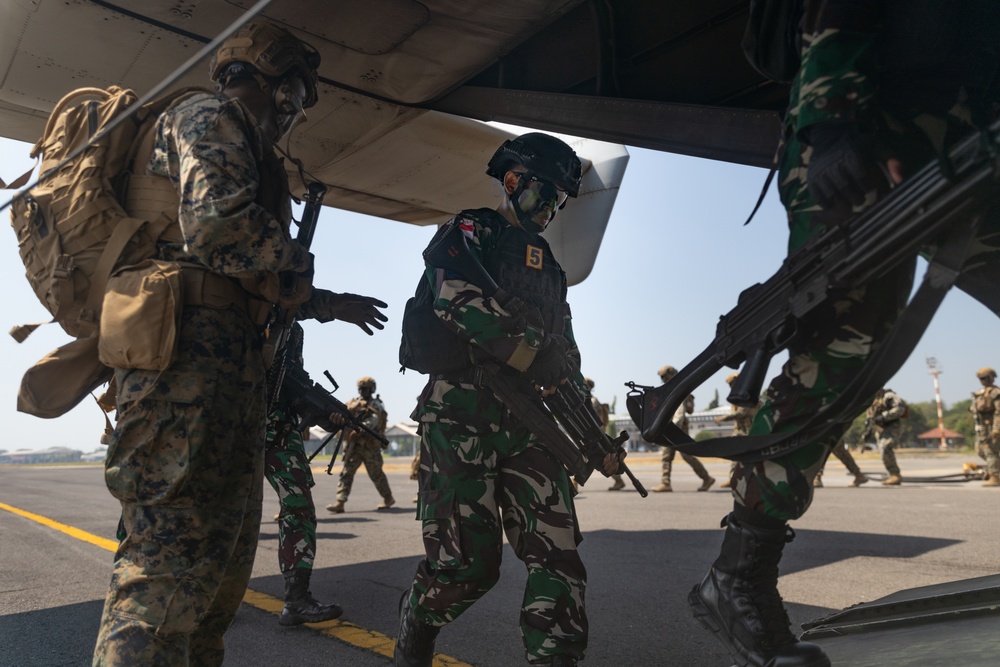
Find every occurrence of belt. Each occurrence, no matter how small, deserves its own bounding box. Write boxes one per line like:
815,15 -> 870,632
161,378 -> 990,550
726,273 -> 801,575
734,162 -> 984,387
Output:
181,267 -> 249,314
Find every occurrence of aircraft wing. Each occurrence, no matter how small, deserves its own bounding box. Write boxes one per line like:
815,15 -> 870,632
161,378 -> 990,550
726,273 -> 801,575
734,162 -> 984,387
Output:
0,1 -> 782,282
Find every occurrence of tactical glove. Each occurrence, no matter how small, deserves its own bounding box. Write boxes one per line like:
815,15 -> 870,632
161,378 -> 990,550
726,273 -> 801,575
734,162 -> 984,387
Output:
804,122 -> 886,213
306,290 -> 389,334
526,334 -> 570,387
874,413 -> 886,426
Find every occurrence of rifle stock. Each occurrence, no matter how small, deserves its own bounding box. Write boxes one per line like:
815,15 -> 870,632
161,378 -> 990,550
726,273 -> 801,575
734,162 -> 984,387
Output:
628,119 -> 1000,454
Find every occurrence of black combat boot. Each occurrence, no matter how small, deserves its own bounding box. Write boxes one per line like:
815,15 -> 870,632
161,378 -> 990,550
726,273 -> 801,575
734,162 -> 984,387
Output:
279,569 -> 343,626
547,656 -> 579,666
689,509 -> 830,667
394,590 -> 440,667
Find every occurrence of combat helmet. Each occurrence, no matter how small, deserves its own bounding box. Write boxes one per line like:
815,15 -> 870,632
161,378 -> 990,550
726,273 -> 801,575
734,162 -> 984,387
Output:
585,377 -> 595,389
210,22 -> 321,109
486,133 -> 582,198
977,367 -> 996,380
658,365 -> 677,381
357,376 -> 377,390
726,372 -> 740,385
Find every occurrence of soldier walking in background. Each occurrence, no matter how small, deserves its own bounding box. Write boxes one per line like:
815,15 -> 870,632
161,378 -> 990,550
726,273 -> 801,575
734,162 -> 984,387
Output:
265,324 -> 343,626
866,388 -> 908,486
325,377 -> 394,513
971,367 -> 1000,487
653,365 -> 715,493
812,437 -> 868,488
714,373 -> 759,489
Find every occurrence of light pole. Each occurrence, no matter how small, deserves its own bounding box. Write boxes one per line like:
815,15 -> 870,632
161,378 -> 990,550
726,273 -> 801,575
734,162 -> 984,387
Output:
927,357 -> 948,450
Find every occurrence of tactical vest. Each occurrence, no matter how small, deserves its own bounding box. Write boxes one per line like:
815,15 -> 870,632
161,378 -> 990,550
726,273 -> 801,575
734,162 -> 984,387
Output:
973,386 -> 1000,414
483,217 -> 567,335
399,209 -> 567,375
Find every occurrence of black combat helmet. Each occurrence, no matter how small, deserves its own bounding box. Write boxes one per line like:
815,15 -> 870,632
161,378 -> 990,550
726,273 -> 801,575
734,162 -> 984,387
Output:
486,132 -> 583,198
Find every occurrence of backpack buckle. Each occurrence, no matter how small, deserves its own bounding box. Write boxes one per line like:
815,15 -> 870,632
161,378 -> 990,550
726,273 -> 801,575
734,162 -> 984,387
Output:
53,254 -> 75,280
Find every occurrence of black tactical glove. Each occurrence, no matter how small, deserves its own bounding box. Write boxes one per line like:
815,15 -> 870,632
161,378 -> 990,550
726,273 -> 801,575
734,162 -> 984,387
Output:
498,297 -> 543,335
804,122 -> 886,213
526,334 -> 570,387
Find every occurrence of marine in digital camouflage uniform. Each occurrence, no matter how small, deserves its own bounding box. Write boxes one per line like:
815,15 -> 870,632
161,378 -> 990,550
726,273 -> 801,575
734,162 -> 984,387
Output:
94,23 -> 385,667
652,366 -> 715,493
395,133 -> 620,667
970,367 -> 1000,486
325,377 -> 394,512
865,388 -> 908,485
690,4 -> 1000,667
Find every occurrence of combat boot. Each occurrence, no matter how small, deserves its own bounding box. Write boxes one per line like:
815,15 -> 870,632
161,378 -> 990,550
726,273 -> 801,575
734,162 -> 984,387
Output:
812,473 -> 823,489
698,476 -> 717,492
377,496 -> 396,510
719,478 -> 733,489
608,477 -> 625,491
652,482 -> 673,493
881,474 -> 902,486
848,473 -> 868,487
982,476 -> 1000,487
394,590 -> 440,667
279,570 -> 343,627
544,656 -> 579,666
689,510 -> 831,667
326,500 -> 346,513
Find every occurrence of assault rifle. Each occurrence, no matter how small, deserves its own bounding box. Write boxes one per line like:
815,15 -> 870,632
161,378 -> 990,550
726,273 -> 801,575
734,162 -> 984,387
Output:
280,363 -> 390,474
265,180 -> 327,411
627,118 -> 1000,460
423,223 -> 645,495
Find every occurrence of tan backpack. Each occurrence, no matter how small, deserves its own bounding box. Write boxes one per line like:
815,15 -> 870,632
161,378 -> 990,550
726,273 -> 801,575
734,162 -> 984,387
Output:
6,85 -> 205,417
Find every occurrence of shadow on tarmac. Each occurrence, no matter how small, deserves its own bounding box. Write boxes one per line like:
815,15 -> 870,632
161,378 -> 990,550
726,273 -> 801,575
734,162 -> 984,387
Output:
0,528 -> 960,667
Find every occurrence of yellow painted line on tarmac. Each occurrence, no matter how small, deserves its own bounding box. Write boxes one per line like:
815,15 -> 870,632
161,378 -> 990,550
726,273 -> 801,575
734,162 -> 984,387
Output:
0,501 -> 472,667
0,501 -> 119,551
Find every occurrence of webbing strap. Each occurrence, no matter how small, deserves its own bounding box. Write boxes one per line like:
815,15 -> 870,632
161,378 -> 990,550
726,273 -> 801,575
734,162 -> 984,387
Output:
675,215 -> 981,461
76,216 -> 151,336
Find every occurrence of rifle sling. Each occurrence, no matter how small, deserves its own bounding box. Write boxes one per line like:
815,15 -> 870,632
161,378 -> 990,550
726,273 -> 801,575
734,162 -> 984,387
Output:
675,215 -> 980,462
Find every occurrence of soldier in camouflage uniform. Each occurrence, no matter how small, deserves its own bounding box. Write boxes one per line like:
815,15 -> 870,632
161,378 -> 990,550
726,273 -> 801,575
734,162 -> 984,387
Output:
395,133 -> 622,667
94,23 -> 386,667
265,323 -> 342,626
970,367 -> 1000,486
689,4 -> 1000,667
652,365 -> 715,493
865,388 -> 908,485
715,372 -> 759,489
325,377 -> 394,512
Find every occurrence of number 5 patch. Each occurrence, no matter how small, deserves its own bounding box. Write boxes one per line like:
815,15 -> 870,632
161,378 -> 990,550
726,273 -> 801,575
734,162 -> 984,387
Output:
526,245 -> 543,270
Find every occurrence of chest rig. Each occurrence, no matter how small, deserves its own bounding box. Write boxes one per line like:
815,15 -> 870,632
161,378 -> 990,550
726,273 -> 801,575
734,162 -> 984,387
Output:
484,220 -> 567,335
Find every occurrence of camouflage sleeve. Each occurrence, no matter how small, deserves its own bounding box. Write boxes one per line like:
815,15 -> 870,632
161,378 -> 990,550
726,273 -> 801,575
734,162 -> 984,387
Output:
795,1 -> 879,132
152,93 -> 310,276
429,216 -> 545,372
883,394 -> 907,421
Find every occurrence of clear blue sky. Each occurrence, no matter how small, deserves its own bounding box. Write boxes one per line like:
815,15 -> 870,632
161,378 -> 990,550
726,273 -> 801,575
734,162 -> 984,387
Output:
3,136 -> 998,451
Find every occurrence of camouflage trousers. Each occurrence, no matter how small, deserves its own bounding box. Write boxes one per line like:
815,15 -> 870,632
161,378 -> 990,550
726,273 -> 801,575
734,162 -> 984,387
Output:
406,380 -> 587,663
265,410 -> 317,572
660,446 -> 710,483
876,421 -> 904,477
336,438 -> 392,503
94,307 -> 266,667
974,422 -> 1000,478
733,106 -> 988,520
